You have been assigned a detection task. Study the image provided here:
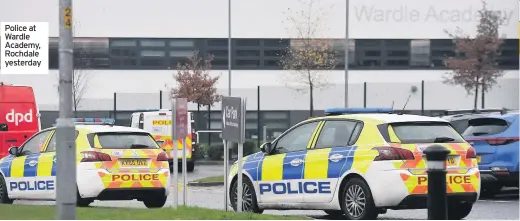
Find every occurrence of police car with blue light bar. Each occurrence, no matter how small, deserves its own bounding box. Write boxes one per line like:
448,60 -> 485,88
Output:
52,118 -> 116,126
0,118 -> 171,208
227,108 -> 480,220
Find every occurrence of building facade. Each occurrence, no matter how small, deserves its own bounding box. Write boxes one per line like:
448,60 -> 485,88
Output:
1,0 -> 519,140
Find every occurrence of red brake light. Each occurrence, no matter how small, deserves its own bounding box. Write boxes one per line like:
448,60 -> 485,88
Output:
81,151 -> 112,162
486,137 -> 519,146
372,146 -> 415,161
466,146 -> 477,159
157,152 -> 169,161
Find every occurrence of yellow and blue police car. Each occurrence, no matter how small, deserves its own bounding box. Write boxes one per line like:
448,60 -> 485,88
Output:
227,108 -> 480,220
0,118 -> 170,208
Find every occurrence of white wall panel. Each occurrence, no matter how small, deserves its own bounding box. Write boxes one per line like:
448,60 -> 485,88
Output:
1,70 -> 517,111
1,0 -> 517,39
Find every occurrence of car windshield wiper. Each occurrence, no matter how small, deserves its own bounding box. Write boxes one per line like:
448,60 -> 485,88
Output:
130,144 -> 150,149
433,137 -> 456,143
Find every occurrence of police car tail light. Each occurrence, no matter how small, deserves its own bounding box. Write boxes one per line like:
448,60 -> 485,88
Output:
372,146 -> 414,161
157,152 -> 168,161
81,151 -> 112,162
466,146 -> 477,159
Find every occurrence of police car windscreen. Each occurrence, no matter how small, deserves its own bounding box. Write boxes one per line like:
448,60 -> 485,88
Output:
390,122 -> 465,144
87,132 -> 160,149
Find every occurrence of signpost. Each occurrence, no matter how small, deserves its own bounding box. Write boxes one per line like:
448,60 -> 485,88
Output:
171,98 -> 188,208
221,96 -> 246,212
57,0 -> 76,219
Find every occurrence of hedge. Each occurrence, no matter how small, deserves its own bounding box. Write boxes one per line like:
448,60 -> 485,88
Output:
207,141 -> 260,160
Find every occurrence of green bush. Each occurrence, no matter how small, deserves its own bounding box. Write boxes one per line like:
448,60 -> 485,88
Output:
207,141 -> 260,161
208,143 -> 224,160
193,143 -> 208,160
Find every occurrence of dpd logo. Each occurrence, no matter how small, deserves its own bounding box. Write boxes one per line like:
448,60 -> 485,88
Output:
6,109 -> 33,126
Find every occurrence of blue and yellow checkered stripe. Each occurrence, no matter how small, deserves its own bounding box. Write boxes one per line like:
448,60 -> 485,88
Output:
0,153 -> 56,178
240,146 -> 357,182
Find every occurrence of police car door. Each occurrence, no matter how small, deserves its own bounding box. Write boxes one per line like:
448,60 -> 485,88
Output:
5,129 -> 53,199
39,130 -> 63,200
258,121 -> 321,204
303,119 -> 361,203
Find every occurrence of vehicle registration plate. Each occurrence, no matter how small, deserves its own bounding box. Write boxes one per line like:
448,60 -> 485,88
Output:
477,155 -> 482,163
120,159 -> 148,167
446,156 -> 457,167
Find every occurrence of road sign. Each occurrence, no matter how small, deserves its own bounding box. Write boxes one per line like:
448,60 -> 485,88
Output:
222,96 -> 245,143
221,96 -> 246,213
175,98 -> 188,139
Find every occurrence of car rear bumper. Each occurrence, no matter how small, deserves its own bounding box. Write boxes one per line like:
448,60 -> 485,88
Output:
95,188 -> 167,201
365,162 -> 480,208
480,170 -> 519,187
388,192 -> 478,210
78,168 -> 171,199
168,157 -> 195,164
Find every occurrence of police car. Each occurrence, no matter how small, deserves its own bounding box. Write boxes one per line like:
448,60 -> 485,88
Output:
227,108 -> 480,220
0,118 -> 170,208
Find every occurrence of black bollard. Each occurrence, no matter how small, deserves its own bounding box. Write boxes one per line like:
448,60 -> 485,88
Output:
423,144 -> 450,220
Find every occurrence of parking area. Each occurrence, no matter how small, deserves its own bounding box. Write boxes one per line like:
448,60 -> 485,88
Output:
14,164 -> 519,220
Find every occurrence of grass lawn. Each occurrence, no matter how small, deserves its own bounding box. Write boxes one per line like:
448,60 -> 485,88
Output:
192,175 -> 224,183
0,204 -> 309,220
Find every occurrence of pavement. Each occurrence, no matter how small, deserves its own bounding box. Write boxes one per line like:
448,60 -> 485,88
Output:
14,164 -> 520,220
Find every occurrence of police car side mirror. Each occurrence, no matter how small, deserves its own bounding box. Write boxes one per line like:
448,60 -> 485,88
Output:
8,146 -> 19,156
260,142 -> 272,154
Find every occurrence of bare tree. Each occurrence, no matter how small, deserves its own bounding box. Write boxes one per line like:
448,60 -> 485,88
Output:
55,50 -> 91,117
443,1 -> 506,109
54,22 -> 91,116
280,0 -> 338,116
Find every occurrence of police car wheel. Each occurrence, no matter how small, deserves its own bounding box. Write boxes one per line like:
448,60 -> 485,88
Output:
187,162 -> 195,172
76,188 -> 93,207
447,202 -> 473,220
230,177 -> 262,213
341,178 -> 378,220
0,176 -> 14,204
143,195 -> 167,208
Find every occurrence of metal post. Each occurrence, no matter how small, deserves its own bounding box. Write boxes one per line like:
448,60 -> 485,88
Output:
113,92 -> 117,121
263,126 -> 267,143
171,100 -> 178,208
182,138 -> 187,206
57,0 -> 76,218
421,80 -> 425,116
424,145 -> 450,220
363,82 -> 367,108
159,90 -> 163,109
228,0 -> 232,96
237,142 -> 243,212
344,0 -> 350,108
236,97 -> 246,212
223,139 -> 229,211
257,85 -> 260,148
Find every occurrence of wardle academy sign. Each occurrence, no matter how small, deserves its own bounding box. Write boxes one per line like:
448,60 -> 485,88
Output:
353,3 -> 515,25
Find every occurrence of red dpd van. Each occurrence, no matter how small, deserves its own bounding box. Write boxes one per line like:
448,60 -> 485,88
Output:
0,83 -> 40,158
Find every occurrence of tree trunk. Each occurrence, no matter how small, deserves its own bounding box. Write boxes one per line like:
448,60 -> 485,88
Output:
73,98 -> 77,118
196,103 -> 201,130
207,105 -> 211,147
473,83 -> 479,110
309,85 -> 314,117
481,84 -> 485,109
